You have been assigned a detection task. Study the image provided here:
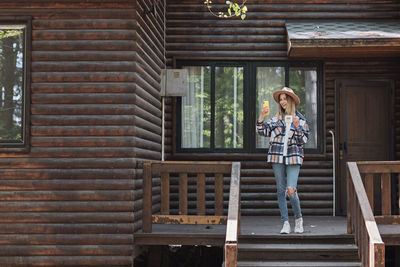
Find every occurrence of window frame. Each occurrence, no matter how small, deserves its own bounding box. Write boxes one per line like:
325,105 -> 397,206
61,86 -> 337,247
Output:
176,60 -> 324,155
0,16 -> 31,152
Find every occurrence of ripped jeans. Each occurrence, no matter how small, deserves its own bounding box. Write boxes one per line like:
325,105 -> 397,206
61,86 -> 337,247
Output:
272,163 -> 302,222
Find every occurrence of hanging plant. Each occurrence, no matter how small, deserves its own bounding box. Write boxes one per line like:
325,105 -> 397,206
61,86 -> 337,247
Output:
204,0 -> 248,20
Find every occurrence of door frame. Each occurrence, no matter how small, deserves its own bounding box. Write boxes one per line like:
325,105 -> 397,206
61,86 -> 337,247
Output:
334,79 -> 395,215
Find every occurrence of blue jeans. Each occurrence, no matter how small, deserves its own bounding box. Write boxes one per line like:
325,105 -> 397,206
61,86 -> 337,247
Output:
272,163 -> 302,222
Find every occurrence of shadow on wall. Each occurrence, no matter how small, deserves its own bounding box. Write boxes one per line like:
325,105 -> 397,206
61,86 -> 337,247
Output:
134,245 -> 223,267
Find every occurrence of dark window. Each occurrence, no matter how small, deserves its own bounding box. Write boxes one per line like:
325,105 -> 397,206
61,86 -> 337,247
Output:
0,18 -> 30,151
177,61 -> 323,154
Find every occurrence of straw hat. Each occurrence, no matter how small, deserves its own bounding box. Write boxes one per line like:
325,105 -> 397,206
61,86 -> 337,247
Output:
273,87 -> 300,106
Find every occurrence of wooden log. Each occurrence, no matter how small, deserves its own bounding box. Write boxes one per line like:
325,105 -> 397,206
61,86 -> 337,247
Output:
31,82 -> 137,94
33,19 -> 137,30
33,40 -> 137,51
0,212 -> 134,223
33,29 -> 136,41
0,179 -> 133,190
0,256 -> 132,266
0,245 -> 133,256
0,223 -> 134,234
0,191 -> 134,201
0,158 -> 136,169
32,51 -> 138,61
0,169 -> 135,180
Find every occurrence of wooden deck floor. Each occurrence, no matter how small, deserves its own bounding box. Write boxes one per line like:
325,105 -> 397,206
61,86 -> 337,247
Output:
134,216 -> 352,246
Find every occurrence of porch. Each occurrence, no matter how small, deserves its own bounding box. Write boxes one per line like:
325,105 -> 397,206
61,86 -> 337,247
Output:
136,160 -> 400,267
134,215 -> 350,246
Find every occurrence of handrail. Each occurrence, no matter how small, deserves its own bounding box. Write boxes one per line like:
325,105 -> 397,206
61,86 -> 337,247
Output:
224,162 -> 241,267
347,162 -> 385,267
328,130 -> 335,216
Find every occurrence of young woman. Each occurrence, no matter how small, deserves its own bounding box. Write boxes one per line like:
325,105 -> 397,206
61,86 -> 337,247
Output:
256,87 -> 310,234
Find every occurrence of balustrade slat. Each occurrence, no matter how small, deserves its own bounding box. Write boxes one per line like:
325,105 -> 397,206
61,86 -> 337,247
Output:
179,173 -> 188,215
381,173 -> 391,215
161,172 -> 170,215
197,173 -> 206,216
215,173 -> 224,216
365,173 -> 374,214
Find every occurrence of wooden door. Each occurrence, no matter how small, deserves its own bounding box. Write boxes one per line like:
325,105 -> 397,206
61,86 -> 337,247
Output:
337,80 -> 392,214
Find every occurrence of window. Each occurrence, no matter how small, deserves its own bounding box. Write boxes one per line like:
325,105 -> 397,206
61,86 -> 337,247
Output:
0,19 -> 30,151
177,61 -> 322,153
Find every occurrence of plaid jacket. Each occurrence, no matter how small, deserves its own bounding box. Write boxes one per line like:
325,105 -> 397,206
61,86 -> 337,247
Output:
257,111 -> 310,165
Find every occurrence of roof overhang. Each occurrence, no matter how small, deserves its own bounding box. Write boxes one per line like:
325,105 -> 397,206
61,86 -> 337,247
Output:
286,20 -> 400,58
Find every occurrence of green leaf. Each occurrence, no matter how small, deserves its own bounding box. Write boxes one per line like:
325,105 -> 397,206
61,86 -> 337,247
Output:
228,8 -> 231,16
241,14 -> 246,20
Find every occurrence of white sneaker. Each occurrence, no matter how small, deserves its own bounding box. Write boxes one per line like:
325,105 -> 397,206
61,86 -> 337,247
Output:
280,221 -> 291,234
295,217 -> 304,233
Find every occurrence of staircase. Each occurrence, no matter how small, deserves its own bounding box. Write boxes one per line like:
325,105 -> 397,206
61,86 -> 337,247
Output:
237,234 -> 361,267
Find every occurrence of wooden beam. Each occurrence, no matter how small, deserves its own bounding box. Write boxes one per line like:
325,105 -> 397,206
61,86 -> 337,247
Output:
381,173 -> 391,216
364,173 -> 374,214
179,173 -> 188,215
152,215 -> 227,225
161,172 -> 170,215
151,161 -> 232,174
197,173 -> 206,216
224,243 -> 238,267
375,215 -> 400,225
215,173 -> 224,216
142,162 -> 152,233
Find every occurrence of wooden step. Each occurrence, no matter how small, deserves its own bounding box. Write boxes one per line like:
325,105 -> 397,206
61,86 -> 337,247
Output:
237,261 -> 361,267
238,243 -> 359,261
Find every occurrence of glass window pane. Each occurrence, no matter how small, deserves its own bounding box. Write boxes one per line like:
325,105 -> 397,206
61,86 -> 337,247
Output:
0,26 -> 25,143
215,66 -> 243,149
181,66 -> 211,148
289,67 -> 318,149
256,67 -> 285,148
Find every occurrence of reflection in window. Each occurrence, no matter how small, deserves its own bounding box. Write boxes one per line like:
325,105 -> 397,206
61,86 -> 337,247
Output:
0,26 -> 25,144
256,67 -> 285,148
181,66 -> 211,148
290,67 -> 318,149
215,66 -> 243,149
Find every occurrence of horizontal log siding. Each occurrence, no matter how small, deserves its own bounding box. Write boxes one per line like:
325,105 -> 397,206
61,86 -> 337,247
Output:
0,1 -> 165,265
165,1 -> 400,215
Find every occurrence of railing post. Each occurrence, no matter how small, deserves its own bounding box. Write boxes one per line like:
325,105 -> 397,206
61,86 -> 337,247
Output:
142,162 -> 152,233
347,164 -> 352,234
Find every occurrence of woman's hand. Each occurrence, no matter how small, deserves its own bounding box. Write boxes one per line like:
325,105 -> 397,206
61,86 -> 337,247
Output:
258,106 -> 270,122
293,117 -> 299,128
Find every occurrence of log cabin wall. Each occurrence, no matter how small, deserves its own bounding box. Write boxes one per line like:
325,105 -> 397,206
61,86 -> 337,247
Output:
0,0 -> 164,266
165,0 -> 400,216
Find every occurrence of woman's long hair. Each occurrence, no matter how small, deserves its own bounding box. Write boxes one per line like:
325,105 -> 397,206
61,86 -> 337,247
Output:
276,93 -> 296,120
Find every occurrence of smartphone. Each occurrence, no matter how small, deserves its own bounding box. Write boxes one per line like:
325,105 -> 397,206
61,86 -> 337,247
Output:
263,100 -> 270,115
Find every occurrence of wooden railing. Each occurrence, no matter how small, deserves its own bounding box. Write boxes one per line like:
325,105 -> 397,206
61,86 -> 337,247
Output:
224,162 -> 241,267
142,161 -> 241,234
347,162 -> 385,267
